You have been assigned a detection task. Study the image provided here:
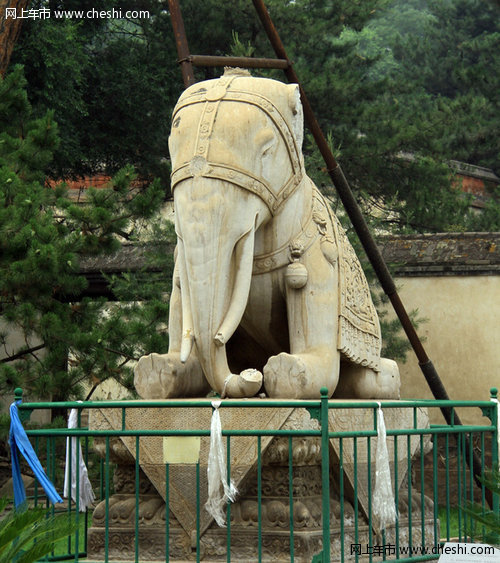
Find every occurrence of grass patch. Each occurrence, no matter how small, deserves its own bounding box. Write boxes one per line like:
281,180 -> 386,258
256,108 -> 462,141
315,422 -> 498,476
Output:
46,510 -> 91,558
438,507 -> 461,540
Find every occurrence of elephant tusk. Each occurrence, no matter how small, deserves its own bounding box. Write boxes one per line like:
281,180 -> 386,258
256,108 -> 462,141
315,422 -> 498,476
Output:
180,330 -> 194,363
214,222 -> 256,346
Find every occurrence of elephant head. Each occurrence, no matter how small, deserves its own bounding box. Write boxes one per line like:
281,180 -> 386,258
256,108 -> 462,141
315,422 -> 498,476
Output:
168,69 -> 306,397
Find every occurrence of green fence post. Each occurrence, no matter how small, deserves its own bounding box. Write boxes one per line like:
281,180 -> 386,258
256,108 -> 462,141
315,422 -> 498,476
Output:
14,387 -> 33,422
257,435 -> 262,561
490,387 -> 499,459
320,387 -> 330,562
490,388 -> 499,516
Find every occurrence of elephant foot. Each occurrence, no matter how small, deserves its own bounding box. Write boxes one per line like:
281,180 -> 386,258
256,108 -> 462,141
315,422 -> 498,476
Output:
263,352 -> 339,399
222,369 -> 263,398
134,352 -> 209,399
333,358 -> 401,399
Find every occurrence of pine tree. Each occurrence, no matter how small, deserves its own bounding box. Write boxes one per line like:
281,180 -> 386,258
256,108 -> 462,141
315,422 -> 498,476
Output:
396,0 -> 500,172
10,0 -> 499,231
0,66 -> 172,404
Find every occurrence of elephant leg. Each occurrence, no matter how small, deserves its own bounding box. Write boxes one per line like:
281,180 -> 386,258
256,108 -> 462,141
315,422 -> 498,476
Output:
264,350 -> 339,398
263,246 -> 340,398
134,280 -> 210,399
333,358 -> 401,399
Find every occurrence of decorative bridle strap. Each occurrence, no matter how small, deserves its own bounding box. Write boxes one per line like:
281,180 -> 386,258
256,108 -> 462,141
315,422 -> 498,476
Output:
253,178 -> 326,275
171,162 -> 281,214
253,192 -> 317,274
171,75 -> 304,216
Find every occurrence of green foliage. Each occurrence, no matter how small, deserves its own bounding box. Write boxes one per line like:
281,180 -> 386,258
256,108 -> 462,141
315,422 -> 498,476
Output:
12,1 -> 177,186
0,66 -> 173,403
283,0 -> 499,232
10,0 -> 500,229
391,0 -> 500,173
463,469 -> 500,547
0,498 -> 77,563
230,31 -> 255,59
13,15 -> 88,179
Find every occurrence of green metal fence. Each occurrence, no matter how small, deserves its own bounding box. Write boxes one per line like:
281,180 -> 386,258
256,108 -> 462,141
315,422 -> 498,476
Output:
6,386 -> 499,562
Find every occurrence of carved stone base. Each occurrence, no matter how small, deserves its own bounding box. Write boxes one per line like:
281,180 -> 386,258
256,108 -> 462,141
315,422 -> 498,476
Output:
88,489 -> 437,561
88,404 -> 436,561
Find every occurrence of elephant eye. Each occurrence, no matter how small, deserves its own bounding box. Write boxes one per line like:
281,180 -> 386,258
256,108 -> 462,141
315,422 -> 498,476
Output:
255,128 -> 276,156
262,143 -> 274,157
173,117 -> 181,128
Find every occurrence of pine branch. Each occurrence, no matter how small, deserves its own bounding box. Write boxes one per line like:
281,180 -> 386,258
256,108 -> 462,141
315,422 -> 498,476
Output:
100,345 -> 138,362
0,343 -> 45,363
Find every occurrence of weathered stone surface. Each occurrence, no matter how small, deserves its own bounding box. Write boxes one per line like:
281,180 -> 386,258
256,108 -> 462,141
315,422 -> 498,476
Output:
134,68 -> 400,400
88,485 -> 437,561
379,232 -> 500,276
90,402 -> 296,536
88,404 -> 435,562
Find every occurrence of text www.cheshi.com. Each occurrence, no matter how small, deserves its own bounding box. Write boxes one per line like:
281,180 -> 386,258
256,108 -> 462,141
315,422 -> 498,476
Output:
4,8 -> 150,20
350,542 -> 498,558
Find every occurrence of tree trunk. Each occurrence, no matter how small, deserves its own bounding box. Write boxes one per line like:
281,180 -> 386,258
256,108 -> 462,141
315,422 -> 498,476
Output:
0,0 -> 29,77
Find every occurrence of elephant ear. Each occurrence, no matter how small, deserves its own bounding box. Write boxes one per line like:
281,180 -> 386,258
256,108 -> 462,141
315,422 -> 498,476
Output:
287,84 -> 304,156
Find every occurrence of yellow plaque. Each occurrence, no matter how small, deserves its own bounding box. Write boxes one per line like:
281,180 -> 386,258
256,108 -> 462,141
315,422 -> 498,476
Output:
163,436 -> 201,464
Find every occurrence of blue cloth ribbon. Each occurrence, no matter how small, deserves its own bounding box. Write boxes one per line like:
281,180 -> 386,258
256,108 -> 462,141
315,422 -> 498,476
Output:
9,401 -> 63,508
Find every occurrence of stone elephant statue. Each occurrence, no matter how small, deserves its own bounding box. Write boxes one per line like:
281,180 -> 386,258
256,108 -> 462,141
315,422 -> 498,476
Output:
134,69 -> 400,400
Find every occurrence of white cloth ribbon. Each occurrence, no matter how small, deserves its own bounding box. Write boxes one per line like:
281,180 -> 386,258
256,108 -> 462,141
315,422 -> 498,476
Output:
373,402 -> 397,530
205,400 -> 237,526
64,407 -> 95,512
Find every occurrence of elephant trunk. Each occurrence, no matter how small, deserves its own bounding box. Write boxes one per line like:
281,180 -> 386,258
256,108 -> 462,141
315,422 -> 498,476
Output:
178,210 -> 262,397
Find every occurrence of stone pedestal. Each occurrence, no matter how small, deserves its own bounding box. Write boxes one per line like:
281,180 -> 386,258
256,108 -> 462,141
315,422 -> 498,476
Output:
88,402 -> 436,561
